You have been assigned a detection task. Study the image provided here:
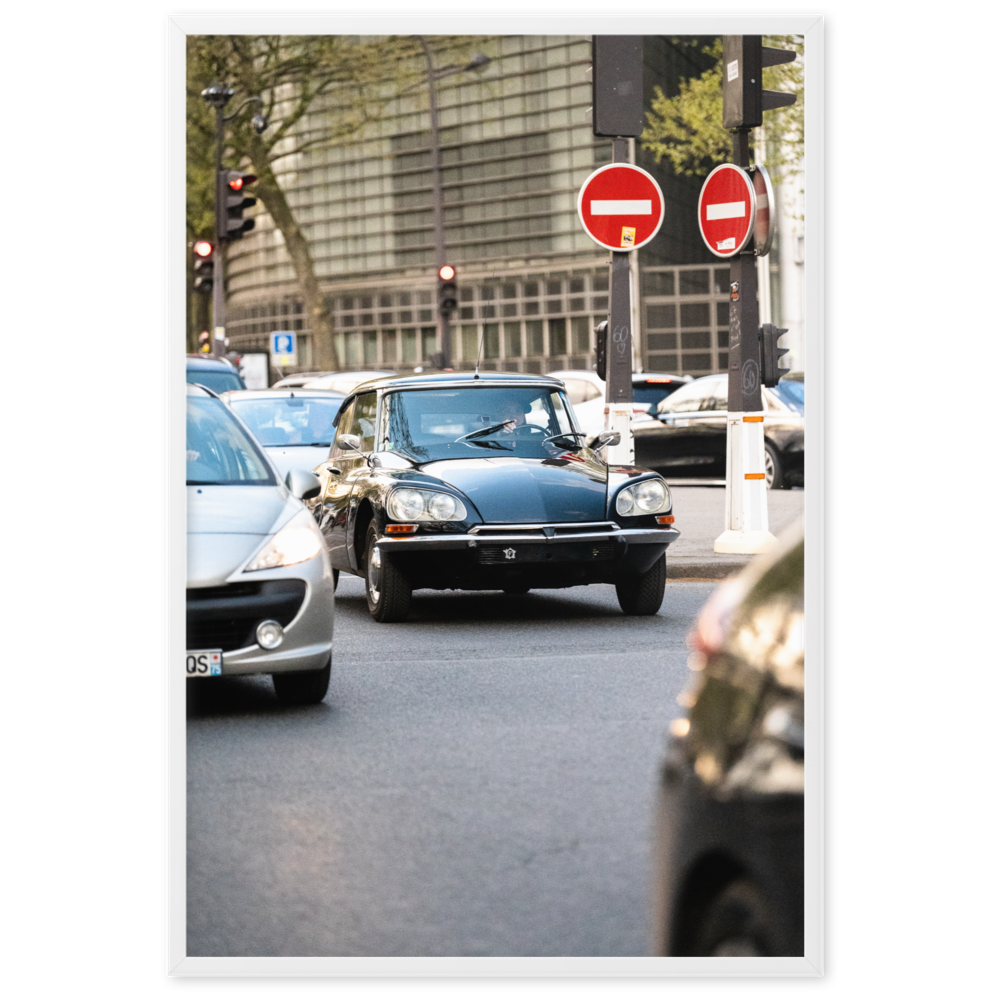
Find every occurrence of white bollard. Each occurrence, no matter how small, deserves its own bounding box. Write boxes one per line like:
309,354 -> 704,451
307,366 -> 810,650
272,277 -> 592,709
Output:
714,412 -> 777,554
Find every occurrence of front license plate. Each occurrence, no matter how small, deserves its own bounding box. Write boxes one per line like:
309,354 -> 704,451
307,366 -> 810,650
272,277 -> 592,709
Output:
186,650 -> 222,677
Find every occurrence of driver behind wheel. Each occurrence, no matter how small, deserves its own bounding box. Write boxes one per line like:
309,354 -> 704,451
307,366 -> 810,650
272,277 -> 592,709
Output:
497,398 -> 529,433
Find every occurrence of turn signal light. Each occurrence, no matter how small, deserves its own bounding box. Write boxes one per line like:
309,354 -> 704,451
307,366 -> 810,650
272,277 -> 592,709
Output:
656,515 -> 675,525
386,524 -> 418,534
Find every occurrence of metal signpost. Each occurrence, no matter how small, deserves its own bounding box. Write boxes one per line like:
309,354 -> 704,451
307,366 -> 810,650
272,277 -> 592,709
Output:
577,162 -> 664,465
587,36 -> 649,468
703,35 -> 796,554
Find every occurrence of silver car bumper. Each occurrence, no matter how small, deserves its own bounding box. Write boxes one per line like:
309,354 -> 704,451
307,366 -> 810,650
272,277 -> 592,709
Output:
376,525 -> 680,551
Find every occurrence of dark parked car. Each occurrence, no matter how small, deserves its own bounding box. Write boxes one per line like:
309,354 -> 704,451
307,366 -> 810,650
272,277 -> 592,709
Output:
633,374 -> 804,489
652,520 -> 804,956
305,372 -> 680,622
186,354 -> 247,394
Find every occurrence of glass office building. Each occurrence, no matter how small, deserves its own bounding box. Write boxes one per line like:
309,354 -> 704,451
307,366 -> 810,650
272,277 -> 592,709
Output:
225,35 -> 740,377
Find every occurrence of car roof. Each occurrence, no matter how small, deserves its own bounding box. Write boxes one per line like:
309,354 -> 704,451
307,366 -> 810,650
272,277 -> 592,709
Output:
221,389 -> 346,400
186,355 -> 237,370
186,383 -> 214,397
354,370 -> 565,393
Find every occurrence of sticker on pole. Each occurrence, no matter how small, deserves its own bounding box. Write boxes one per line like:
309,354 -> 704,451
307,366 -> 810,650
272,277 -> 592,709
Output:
577,163 -> 665,252
697,163 -> 757,258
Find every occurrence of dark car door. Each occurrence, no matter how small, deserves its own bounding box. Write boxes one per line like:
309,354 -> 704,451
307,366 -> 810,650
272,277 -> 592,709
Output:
313,397 -> 358,570
634,378 -> 718,476
331,391 -> 379,572
688,376 -> 729,475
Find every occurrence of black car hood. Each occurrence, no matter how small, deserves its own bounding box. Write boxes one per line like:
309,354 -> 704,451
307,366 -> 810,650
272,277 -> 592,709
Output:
421,454 -> 607,523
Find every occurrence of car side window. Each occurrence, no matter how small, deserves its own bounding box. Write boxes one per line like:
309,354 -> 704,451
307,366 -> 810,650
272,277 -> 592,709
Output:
562,379 -> 589,406
350,392 -> 378,453
703,379 -> 730,411
661,381 -> 711,414
329,398 -> 356,459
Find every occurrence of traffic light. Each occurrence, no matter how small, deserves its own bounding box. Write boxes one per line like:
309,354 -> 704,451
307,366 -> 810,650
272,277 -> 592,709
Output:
591,36 -> 644,138
594,320 -> 608,381
759,323 -> 790,387
722,36 -> 796,130
217,169 -> 257,242
438,264 -> 457,315
192,239 -> 214,293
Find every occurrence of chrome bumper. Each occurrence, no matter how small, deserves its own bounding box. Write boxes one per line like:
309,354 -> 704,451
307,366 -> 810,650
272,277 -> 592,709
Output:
376,526 -> 680,551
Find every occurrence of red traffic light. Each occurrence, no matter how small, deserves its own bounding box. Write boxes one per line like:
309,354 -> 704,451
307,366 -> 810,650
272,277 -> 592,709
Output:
193,240 -> 214,258
228,173 -> 257,191
438,264 -> 456,281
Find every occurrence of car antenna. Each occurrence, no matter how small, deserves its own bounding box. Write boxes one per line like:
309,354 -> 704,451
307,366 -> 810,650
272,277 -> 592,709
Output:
474,270 -> 497,381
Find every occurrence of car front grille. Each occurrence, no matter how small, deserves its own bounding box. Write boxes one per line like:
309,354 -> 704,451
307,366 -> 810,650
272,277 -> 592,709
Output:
186,580 -> 307,652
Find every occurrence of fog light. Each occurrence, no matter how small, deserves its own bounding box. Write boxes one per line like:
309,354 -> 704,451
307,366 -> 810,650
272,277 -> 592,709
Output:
256,619 -> 284,650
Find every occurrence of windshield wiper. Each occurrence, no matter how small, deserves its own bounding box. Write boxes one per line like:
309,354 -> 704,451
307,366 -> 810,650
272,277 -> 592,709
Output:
456,421 -> 514,441
462,438 -> 512,451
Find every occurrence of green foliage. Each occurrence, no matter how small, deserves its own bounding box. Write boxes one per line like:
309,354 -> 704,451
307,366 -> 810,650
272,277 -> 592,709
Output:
641,36 -> 804,182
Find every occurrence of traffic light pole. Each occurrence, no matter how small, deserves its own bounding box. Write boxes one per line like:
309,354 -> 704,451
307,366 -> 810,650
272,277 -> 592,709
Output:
603,137 -> 635,466
715,129 -> 775,553
212,103 -> 226,359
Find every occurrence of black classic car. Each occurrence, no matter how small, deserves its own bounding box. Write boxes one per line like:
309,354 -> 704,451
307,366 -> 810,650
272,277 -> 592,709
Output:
306,372 -> 680,622
633,373 -> 804,489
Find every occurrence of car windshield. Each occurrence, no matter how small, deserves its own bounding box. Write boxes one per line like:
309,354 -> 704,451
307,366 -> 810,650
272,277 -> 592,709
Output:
187,368 -> 245,393
381,386 -> 579,462
632,379 -> 684,406
770,380 -> 805,414
230,395 -> 345,447
187,395 -> 276,485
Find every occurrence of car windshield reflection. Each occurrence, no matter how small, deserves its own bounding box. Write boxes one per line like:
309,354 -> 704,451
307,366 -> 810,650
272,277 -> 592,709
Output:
382,387 -> 580,462
230,395 -> 345,447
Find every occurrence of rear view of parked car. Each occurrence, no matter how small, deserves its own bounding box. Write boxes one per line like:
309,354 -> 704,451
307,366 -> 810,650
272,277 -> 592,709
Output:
652,520 -> 804,956
186,354 -> 247,394
185,384 -> 335,705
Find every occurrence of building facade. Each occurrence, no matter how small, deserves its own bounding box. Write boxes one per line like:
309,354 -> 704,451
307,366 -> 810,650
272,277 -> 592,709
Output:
224,35 -> 777,379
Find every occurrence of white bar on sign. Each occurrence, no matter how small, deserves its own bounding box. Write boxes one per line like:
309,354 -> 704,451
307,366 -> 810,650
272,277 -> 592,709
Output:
706,201 -> 746,220
590,200 -> 652,215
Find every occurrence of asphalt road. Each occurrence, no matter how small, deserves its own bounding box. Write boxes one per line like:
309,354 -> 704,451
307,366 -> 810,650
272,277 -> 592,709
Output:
187,575 -> 718,957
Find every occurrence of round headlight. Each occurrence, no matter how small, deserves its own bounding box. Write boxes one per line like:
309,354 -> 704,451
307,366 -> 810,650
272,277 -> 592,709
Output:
389,488 -> 425,521
256,620 -> 284,650
634,479 -> 667,512
427,492 -> 457,520
616,490 -> 635,516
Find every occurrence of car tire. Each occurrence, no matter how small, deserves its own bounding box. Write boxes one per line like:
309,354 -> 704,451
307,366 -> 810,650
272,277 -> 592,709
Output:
364,521 -> 412,623
764,443 -> 786,490
690,878 -> 776,957
503,584 -> 530,595
271,657 -> 331,707
615,553 -> 666,615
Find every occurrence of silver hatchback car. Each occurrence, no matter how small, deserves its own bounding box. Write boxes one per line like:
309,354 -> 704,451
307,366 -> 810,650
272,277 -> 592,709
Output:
186,384 -> 335,705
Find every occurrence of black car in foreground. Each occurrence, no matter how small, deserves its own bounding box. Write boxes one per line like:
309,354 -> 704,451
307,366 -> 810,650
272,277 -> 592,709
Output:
305,372 -> 680,622
633,374 -> 804,489
652,520 -> 804,956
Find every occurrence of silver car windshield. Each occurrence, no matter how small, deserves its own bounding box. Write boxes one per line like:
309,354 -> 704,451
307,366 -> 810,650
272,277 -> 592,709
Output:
230,395 -> 345,448
187,396 -> 276,485
381,386 -> 578,462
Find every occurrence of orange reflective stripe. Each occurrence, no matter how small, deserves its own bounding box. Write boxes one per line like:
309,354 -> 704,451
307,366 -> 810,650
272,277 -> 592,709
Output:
745,473 -> 765,480
743,415 -> 764,422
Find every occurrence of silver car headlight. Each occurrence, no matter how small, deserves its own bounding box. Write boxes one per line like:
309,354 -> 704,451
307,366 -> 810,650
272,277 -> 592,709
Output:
615,478 -> 670,516
387,487 -> 467,522
244,509 -> 323,571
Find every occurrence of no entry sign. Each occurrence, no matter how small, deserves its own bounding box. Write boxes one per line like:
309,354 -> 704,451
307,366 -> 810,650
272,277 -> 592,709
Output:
577,163 -> 665,251
697,163 -> 757,258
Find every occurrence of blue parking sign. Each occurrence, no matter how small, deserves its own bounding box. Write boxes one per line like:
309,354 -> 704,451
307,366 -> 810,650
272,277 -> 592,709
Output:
269,330 -> 297,367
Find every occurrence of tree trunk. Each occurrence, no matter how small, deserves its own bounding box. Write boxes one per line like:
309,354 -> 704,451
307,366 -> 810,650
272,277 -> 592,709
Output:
246,142 -> 340,372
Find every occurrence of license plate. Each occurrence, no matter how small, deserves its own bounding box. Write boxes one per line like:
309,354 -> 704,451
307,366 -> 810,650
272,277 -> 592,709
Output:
186,650 -> 222,677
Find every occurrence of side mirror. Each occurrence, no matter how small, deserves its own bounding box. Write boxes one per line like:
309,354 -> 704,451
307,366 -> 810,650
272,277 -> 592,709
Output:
593,430 -> 621,451
285,468 -> 321,500
336,433 -> 362,453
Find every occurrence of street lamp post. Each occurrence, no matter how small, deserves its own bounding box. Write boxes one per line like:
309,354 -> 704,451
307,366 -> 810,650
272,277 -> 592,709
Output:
415,40 -> 489,369
200,83 -> 267,359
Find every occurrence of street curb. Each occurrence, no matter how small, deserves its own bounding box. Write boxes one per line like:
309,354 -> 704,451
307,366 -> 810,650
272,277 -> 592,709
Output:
665,558 -> 750,580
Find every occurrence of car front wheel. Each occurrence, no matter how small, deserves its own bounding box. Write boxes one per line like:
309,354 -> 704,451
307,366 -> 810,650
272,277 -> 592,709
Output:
272,656 -> 331,706
764,443 -> 786,490
615,553 -> 666,615
364,522 -> 412,622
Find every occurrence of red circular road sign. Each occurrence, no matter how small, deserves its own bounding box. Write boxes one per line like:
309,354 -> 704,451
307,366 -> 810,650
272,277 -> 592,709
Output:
751,162 -> 775,256
697,163 -> 757,258
577,163 -> 665,252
